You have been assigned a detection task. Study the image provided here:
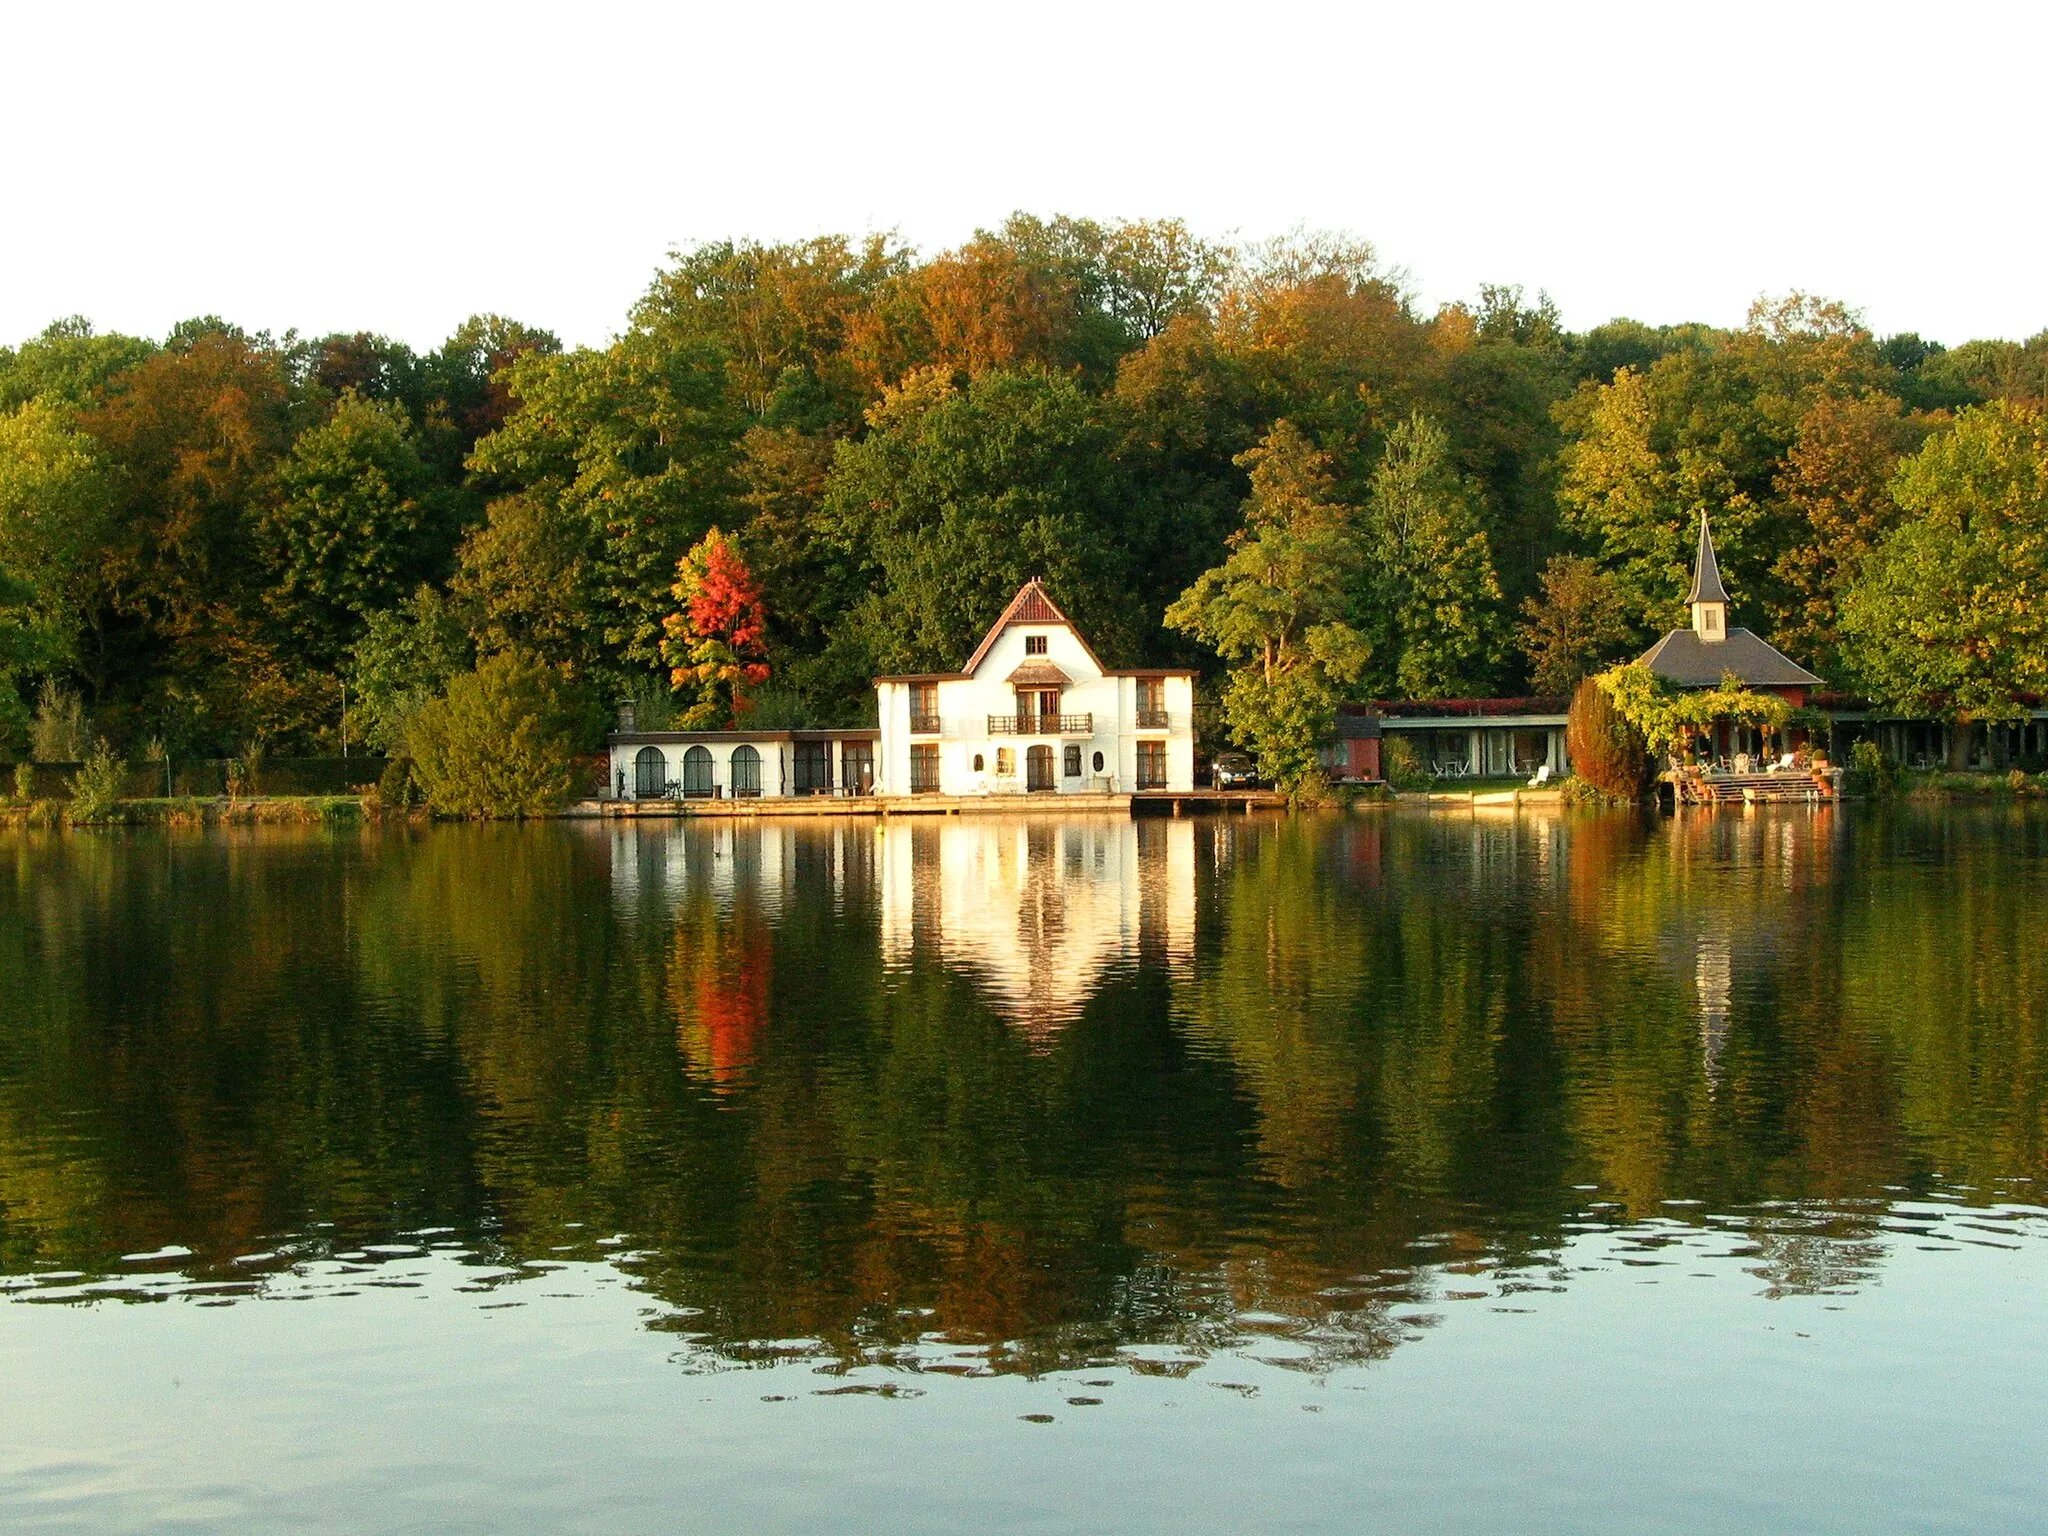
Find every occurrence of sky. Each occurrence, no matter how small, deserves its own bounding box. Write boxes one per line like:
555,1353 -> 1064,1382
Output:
3,0 -> 2042,354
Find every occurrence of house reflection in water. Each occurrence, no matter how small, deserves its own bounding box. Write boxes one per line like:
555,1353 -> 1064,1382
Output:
879,816 -> 1197,1037
605,815 -> 1197,1064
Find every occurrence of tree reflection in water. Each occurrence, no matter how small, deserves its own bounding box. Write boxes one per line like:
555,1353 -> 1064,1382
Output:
1,807 -> 2045,1378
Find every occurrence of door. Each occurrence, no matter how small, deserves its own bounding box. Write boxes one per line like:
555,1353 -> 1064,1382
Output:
1026,744 -> 1055,791
730,744 -> 761,796
634,746 -> 665,798
842,741 -> 874,795
1036,691 -> 1061,729
683,745 -> 714,797
793,740 -> 833,794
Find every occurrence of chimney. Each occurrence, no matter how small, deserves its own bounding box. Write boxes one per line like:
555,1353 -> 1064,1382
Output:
617,697 -> 637,733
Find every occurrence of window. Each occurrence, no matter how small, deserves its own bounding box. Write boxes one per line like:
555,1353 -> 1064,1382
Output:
1063,744 -> 1082,777
909,682 -> 940,734
1092,751 -> 1104,773
731,744 -> 761,796
1025,635 -> 1047,655
794,740 -> 833,794
1137,740 -> 1167,789
633,745 -> 665,798
1136,677 -> 1167,729
996,747 -> 1015,776
972,753 -> 985,772
683,745 -> 715,796
910,743 -> 940,793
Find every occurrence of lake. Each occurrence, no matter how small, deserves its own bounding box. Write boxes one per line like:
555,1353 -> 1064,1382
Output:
2,806 -> 2045,1533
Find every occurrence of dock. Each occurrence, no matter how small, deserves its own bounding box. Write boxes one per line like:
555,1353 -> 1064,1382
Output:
568,789 -> 1289,820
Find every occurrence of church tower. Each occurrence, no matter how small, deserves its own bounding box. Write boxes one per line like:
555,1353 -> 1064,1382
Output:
1688,514 -> 1730,642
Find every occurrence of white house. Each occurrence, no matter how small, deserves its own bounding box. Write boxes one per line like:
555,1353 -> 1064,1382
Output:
873,580 -> 1197,797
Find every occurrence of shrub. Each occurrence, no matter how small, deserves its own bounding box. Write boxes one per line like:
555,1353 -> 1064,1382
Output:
378,754 -> 423,808
1381,736 -> 1426,790
29,681 -> 89,762
1566,676 -> 1650,800
408,651 -> 587,818
67,739 -> 127,824
1850,740 -> 1902,797
11,761 -> 31,802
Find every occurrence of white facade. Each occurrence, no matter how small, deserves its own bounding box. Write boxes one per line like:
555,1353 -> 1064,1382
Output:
874,581 -> 1196,798
605,731 -> 878,802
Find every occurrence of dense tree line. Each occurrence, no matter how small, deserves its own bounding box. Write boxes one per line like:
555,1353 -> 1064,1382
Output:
1,216 -> 2044,769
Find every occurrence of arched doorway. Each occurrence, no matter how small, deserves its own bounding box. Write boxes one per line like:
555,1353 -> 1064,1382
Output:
683,745 -> 715,797
1026,744 -> 1055,791
730,744 -> 761,797
634,745 -> 665,798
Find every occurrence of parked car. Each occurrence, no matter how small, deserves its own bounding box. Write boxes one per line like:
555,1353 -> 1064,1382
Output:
1212,751 -> 1260,788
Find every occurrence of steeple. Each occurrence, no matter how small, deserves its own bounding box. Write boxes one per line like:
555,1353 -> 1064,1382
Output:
1688,513 -> 1729,642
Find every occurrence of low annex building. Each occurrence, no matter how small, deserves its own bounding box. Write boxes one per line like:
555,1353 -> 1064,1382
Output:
875,580 -> 1196,797
605,580 -> 1196,802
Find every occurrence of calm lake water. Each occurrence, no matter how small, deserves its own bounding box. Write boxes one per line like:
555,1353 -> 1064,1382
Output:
3,807 -> 2046,1533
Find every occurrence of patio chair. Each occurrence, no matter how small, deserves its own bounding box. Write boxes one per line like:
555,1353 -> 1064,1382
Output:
1527,764 -> 1553,788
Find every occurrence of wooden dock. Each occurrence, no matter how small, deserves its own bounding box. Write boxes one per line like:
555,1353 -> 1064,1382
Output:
567,789 -> 1288,820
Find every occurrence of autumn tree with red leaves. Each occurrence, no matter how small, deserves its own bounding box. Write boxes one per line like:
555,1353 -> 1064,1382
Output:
661,528 -> 770,727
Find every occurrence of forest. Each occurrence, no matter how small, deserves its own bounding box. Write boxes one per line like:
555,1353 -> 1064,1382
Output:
2,215 -> 2045,771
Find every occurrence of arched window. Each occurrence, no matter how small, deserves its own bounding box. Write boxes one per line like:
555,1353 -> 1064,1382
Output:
972,753 -> 985,772
683,744 -> 714,796
731,744 -> 761,796
634,745 -> 666,798
1063,744 -> 1082,777
1092,751 -> 1104,773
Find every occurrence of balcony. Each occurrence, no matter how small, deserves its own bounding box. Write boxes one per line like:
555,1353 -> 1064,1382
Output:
909,712 -> 942,735
987,713 -> 1093,736
1135,709 -> 1169,730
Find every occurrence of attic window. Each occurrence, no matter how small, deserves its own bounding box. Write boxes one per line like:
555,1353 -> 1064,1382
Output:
1024,634 -> 1048,655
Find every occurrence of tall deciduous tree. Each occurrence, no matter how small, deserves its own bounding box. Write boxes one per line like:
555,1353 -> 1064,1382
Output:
1518,554 -> 1632,695
824,367 -> 1141,678
1840,400 -> 2048,754
1165,422 -> 1370,788
1363,412 -> 1508,698
265,390 -> 444,659
0,400 -> 119,685
662,528 -> 771,728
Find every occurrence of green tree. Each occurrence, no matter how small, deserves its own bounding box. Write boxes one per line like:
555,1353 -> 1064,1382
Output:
0,400 -> 120,683
1840,401 -> 2048,757
348,586 -> 473,753
1518,554 -> 1632,695
407,650 -> 588,817
458,335 -> 744,682
265,390 -> 445,658
0,317 -> 157,412
1363,412 -> 1508,697
824,367 -> 1142,678
1165,423 -> 1370,787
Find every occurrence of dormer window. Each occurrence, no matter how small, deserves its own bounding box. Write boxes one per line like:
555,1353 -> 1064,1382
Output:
1024,635 -> 1048,655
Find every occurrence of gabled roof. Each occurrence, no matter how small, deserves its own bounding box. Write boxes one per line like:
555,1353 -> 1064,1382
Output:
959,579 -> 1109,676
1637,628 -> 1823,688
1687,514 -> 1731,606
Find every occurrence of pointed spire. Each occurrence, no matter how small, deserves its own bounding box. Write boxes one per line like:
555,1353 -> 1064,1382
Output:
1686,513 -> 1730,606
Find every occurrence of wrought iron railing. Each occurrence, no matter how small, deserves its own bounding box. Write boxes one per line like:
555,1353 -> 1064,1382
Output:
909,713 -> 942,735
986,713 -> 1093,736
1135,709 -> 1169,730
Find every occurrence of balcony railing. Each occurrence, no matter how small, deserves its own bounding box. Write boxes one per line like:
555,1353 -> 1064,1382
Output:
909,712 -> 942,735
986,713 -> 1093,736
1135,709 -> 1169,730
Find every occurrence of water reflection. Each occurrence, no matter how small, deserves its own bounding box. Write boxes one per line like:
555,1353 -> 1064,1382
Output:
2,808 -> 2047,1378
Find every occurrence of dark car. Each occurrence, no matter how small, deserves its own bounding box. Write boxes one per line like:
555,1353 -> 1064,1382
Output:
1212,751 -> 1260,788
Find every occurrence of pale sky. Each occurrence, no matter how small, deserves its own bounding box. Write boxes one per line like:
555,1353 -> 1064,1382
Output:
4,0 -> 2042,354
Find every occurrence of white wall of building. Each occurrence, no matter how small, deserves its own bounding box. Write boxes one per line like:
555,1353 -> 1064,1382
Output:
876,621 -> 1194,798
